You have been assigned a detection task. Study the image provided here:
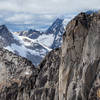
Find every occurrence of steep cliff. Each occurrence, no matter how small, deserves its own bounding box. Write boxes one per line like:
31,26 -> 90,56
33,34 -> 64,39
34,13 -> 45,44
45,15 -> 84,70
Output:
59,12 -> 100,100
31,48 -> 61,100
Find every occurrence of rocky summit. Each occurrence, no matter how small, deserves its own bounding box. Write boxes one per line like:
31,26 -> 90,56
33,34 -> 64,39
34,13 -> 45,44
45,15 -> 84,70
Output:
0,12 -> 100,100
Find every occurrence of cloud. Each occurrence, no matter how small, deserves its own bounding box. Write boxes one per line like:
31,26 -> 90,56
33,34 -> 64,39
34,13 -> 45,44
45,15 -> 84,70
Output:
4,13 -> 57,25
0,0 -> 100,14
5,14 -> 33,23
0,0 -> 100,31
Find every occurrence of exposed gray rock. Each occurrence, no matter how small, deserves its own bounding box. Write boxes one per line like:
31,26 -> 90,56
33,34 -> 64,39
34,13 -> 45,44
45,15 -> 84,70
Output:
32,48 -> 61,100
1,12 -> 100,100
0,47 -> 39,100
59,12 -> 100,100
0,47 -> 60,100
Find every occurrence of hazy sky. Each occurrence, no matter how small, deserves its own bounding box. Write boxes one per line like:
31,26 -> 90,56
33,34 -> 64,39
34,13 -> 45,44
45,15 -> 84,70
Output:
0,0 -> 99,13
0,0 -> 100,31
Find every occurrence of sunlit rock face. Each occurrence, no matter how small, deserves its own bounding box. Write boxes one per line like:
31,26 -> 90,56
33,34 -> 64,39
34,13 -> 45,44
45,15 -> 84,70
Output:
59,12 -> 100,100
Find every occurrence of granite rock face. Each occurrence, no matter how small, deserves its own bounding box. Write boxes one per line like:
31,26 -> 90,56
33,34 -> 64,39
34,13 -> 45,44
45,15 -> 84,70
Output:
0,47 -> 60,100
0,47 -> 39,100
59,12 -> 100,100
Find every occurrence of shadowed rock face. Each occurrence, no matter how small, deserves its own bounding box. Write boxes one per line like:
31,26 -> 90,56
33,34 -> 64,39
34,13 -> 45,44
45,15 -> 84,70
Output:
0,25 -> 21,47
32,48 -> 61,100
59,12 -> 100,100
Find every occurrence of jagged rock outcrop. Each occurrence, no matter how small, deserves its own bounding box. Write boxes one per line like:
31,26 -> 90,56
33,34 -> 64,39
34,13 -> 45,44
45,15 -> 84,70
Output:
15,29 -> 43,39
0,47 -> 60,100
31,48 -> 61,100
0,47 -> 39,100
59,12 -> 100,100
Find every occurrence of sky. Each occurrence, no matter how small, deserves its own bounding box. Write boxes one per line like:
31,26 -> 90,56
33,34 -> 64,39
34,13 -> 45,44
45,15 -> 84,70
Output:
0,0 -> 100,31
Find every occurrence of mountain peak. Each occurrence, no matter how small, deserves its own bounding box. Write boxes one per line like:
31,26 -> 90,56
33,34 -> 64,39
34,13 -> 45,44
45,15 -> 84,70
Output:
46,18 -> 64,34
55,18 -> 64,22
0,25 -> 8,31
28,29 -> 41,34
0,25 -> 12,37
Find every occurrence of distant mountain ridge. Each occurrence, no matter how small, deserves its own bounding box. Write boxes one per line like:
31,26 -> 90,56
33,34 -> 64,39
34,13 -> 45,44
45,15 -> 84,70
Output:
0,25 -> 50,66
45,18 -> 64,49
0,18 -> 69,66
14,29 -> 43,39
14,18 -> 65,49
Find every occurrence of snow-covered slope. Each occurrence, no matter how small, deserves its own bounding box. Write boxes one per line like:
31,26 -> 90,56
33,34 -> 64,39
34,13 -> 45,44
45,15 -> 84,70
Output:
2,17 -> 74,66
14,16 -> 76,49
36,17 -> 75,49
45,18 -> 65,49
14,18 -> 65,49
0,25 -> 51,66
14,29 -> 43,39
